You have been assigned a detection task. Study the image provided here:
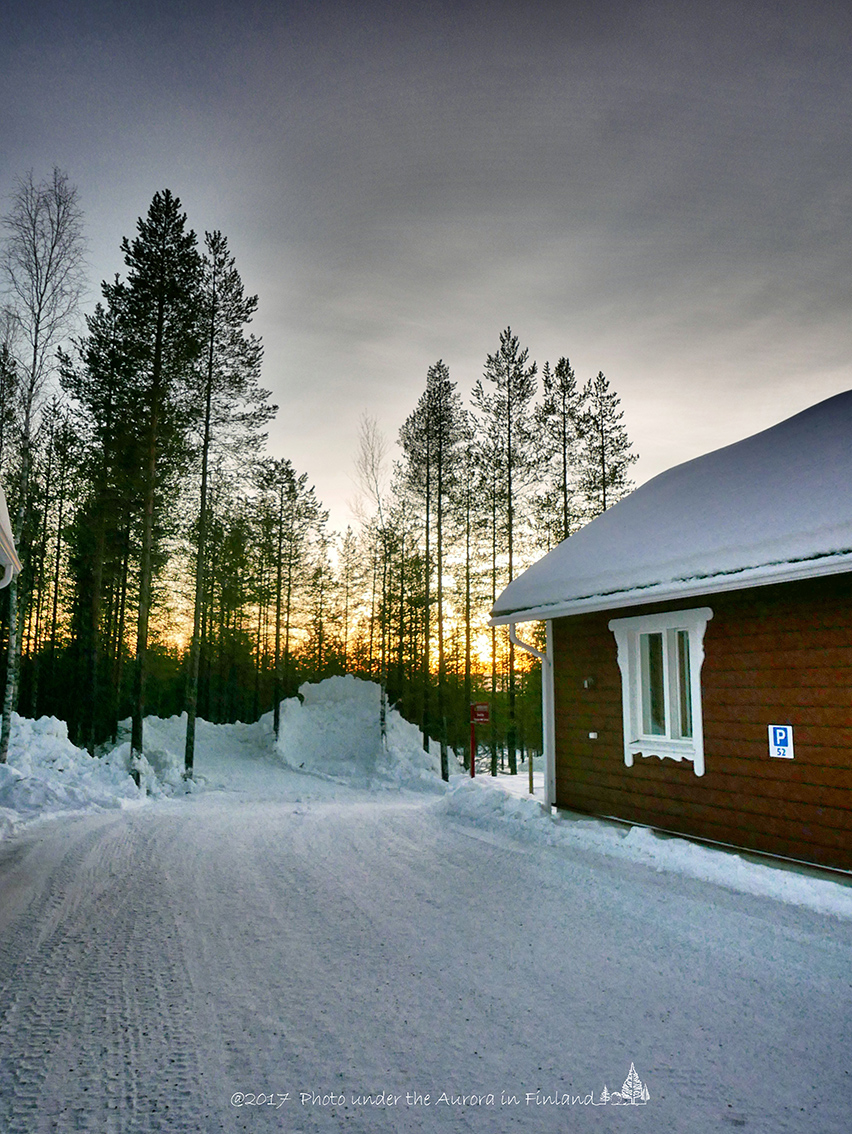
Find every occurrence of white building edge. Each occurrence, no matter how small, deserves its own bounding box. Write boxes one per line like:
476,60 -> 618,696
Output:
0,485 -> 21,589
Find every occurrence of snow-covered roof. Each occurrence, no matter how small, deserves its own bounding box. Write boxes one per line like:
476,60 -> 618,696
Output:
492,389 -> 852,623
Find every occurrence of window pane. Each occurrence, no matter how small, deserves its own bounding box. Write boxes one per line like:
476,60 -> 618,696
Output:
677,630 -> 692,738
640,632 -> 666,735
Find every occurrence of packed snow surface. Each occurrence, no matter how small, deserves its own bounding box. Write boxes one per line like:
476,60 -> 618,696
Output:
0,763 -> 848,1130
0,676 -> 848,921
0,676 -> 849,1131
493,388 -> 852,618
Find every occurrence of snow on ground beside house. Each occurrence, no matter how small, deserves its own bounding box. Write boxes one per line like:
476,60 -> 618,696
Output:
442,773 -> 852,921
0,675 -> 848,923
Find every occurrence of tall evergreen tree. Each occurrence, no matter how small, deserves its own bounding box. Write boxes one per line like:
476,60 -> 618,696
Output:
534,357 -> 582,548
257,458 -> 323,735
578,370 -> 637,516
472,327 -> 537,774
0,337 -> 20,477
305,529 -> 338,682
453,418 -> 478,762
121,190 -> 202,769
398,360 -> 465,778
184,229 -> 273,777
60,285 -> 146,748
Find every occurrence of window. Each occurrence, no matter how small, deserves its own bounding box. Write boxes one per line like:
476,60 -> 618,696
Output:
608,607 -> 713,776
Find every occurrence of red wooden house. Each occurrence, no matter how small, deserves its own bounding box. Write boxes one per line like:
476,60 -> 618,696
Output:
492,391 -> 852,871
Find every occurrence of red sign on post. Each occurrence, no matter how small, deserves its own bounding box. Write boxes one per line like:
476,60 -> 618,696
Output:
469,703 -> 489,779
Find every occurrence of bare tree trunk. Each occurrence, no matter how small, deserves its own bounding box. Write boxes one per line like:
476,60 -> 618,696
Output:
131,294 -> 165,770
272,489 -> 284,737
184,318 -> 214,777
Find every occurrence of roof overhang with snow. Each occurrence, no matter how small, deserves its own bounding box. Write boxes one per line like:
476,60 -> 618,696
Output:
491,390 -> 852,625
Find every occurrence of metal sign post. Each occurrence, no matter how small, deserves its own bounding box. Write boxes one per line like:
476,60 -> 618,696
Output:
470,703 -> 489,777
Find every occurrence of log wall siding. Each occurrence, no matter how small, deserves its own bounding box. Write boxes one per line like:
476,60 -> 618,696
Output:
552,574 -> 852,870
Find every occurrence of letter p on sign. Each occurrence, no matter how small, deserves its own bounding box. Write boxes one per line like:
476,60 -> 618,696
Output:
768,725 -> 794,759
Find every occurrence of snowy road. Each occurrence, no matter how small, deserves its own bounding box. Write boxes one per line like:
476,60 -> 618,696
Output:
0,788 -> 849,1133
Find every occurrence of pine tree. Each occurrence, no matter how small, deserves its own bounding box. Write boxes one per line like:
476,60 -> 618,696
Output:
621,1063 -> 644,1104
0,337 -> 20,477
39,403 -> 76,718
19,394 -> 78,717
257,458 -> 323,735
578,371 -> 637,517
398,360 -> 465,779
472,327 -> 537,774
305,528 -> 339,682
450,416 -> 477,761
534,357 -> 582,547
59,285 -> 147,748
184,229 -> 273,777
121,190 -> 203,769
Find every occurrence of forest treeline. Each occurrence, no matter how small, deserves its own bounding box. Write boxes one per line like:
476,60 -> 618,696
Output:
0,172 -> 636,778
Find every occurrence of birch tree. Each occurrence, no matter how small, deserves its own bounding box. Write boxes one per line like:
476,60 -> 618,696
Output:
0,169 -> 85,761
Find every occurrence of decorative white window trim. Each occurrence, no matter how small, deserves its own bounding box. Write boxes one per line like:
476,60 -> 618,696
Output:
608,607 -> 713,777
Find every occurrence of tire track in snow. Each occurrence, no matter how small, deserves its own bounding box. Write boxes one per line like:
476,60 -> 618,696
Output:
0,793 -> 846,1133
0,810 -> 235,1133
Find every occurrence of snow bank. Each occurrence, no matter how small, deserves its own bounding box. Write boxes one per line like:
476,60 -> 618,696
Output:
274,675 -> 454,789
0,713 -> 142,836
107,712 -> 272,797
439,777 -> 852,921
98,677 -> 453,798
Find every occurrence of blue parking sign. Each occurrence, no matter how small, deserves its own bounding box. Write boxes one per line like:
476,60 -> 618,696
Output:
768,725 -> 794,759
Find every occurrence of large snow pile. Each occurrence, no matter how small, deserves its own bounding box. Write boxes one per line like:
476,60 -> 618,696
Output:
274,675 -> 454,789
0,713 -> 142,837
105,712 -> 276,797
439,777 -> 852,921
102,676 -> 454,797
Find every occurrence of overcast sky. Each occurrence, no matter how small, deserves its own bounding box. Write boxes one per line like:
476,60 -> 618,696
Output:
2,0 -> 850,528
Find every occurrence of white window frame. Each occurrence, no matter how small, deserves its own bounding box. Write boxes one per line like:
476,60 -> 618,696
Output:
608,607 -> 713,777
